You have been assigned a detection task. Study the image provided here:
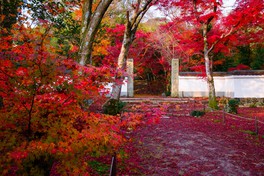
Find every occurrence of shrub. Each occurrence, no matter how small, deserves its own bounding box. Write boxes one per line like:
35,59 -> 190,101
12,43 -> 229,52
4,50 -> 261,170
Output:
218,97 -> 228,108
103,99 -> 126,115
227,99 -> 240,114
209,97 -> 219,110
0,27 -> 126,175
190,110 -> 205,117
249,103 -> 257,108
165,91 -> 171,97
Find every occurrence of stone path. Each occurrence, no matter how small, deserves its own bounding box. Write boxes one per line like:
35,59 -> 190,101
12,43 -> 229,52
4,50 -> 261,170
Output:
128,116 -> 264,176
121,98 -> 264,176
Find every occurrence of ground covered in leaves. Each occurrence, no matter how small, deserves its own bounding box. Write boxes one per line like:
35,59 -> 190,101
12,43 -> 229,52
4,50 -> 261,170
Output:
122,108 -> 264,175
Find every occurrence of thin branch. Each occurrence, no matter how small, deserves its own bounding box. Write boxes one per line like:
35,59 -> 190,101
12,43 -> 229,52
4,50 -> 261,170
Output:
192,0 -> 201,23
61,95 -> 73,105
206,1 -> 217,25
27,92 -> 36,141
130,0 -> 155,28
0,68 -> 15,79
207,27 -> 234,54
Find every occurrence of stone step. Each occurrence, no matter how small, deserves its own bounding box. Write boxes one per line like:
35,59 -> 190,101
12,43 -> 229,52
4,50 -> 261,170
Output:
125,103 -> 205,107
120,97 -> 194,103
122,109 -> 191,117
121,111 -> 198,117
124,105 -> 205,110
166,113 -> 191,117
121,97 -> 208,117
121,99 -> 207,107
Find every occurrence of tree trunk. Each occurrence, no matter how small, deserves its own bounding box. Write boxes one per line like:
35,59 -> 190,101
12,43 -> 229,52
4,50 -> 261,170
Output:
78,0 -> 113,65
111,33 -> 132,100
203,25 -> 217,109
110,0 -> 154,100
205,52 -> 216,106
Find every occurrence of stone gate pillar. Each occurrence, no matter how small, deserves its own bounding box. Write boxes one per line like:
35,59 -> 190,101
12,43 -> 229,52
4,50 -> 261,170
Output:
127,58 -> 134,97
171,58 -> 179,97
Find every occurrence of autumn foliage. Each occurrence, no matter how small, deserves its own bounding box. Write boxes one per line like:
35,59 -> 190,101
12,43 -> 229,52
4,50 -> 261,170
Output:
0,18 -> 152,174
1,0 -> 264,174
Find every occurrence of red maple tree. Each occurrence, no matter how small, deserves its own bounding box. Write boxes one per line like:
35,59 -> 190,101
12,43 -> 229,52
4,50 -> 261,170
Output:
156,0 -> 264,107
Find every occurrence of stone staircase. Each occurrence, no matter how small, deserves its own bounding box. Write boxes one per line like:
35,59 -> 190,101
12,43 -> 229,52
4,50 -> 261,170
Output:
120,97 -> 208,117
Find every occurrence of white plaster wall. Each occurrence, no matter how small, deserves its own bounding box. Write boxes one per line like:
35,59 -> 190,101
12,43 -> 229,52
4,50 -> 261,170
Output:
104,75 -> 264,98
214,76 -> 228,96
179,75 -> 264,98
179,76 -> 208,97
233,76 -> 264,98
223,76 -> 235,97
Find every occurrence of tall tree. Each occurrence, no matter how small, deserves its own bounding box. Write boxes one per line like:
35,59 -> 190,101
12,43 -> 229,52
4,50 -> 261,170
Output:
111,0 -> 157,100
158,0 -> 264,108
20,0 -> 114,65
79,0 -> 114,65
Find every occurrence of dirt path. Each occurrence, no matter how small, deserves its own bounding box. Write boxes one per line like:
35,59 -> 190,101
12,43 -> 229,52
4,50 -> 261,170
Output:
127,116 -> 264,176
